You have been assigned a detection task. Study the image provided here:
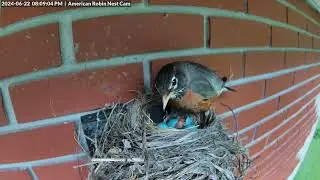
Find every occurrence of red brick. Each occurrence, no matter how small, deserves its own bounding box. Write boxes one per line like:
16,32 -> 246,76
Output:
259,131 -> 300,176
265,73 -> 293,97
244,170 -> 257,180
0,95 -> 8,126
304,92 -> 317,105
278,88 -> 299,109
0,24 -> 61,79
248,0 -> 286,22
305,52 -> 320,64
268,119 -> 296,143
210,18 -> 270,48
214,81 -> 265,114
249,138 -> 267,156
279,81 -> 312,109
288,9 -> 307,30
311,77 -> 320,88
278,153 -> 298,179
150,0 -> 244,11
260,171 -> 277,180
275,128 -> 297,149
293,69 -> 310,84
271,27 -> 298,47
236,99 -> 278,130
309,66 -> 320,77
256,112 -> 286,138
34,161 -> 88,180
245,52 -> 285,76
0,171 -> 31,180
239,129 -> 255,146
221,116 -> 237,132
0,123 -> 78,163
287,105 -> 305,125
252,143 -> 276,167
10,63 -> 143,122
299,34 -> 313,48
285,52 -> 306,68
73,14 -> 203,62
254,152 -> 276,176
314,39 -> 320,49
308,22 -> 320,35
151,53 -> 244,84
288,0 -> 320,22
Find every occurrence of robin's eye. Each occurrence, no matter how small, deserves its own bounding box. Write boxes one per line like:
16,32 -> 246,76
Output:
169,76 -> 178,90
172,78 -> 177,86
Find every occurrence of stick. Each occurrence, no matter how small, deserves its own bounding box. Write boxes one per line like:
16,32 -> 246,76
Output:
92,158 -> 144,163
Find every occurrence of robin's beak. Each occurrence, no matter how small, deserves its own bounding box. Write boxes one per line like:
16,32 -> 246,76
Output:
162,92 -> 173,110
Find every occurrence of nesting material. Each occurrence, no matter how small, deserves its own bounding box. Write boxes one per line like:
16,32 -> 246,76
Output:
80,94 -> 251,180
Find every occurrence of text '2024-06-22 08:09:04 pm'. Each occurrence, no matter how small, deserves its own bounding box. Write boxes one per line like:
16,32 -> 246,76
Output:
0,0 -> 132,7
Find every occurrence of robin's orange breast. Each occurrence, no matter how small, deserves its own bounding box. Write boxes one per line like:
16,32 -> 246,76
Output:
169,89 -> 220,113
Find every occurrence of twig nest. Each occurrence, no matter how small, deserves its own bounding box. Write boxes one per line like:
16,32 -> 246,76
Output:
81,95 -> 251,180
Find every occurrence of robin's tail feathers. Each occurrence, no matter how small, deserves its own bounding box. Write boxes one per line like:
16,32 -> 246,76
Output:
224,86 -> 236,92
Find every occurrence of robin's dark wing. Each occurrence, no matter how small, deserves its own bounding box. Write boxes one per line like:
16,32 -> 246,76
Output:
189,76 -> 220,99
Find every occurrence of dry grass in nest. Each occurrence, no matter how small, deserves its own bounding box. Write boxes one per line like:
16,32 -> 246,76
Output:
79,94 -> 251,180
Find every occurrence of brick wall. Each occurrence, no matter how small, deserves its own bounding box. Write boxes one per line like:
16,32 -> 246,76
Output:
0,0 -> 319,180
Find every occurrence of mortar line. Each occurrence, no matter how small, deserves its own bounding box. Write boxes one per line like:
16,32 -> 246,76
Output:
286,7 -> 289,23
277,0 -> 320,27
0,62 -> 319,135
312,37 -> 314,48
237,82 -> 318,136
263,135 -> 270,149
219,73 -> 320,120
143,60 -> 152,95
0,109 -> 99,135
0,153 -> 87,171
0,47 -> 319,87
246,102 -> 315,149
288,115 -> 320,180
254,129 -> 301,168
253,118 -> 312,170
0,5 -> 319,39
227,61 -> 320,87
0,83 -> 17,125
308,0 -> 320,13
244,0 -> 248,13
260,131 -> 303,173
235,82 -> 319,140
266,122 -> 312,175
252,127 -> 258,141
143,0 -> 148,6
260,111 -> 318,160
276,96 -> 281,110
74,120 -> 89,153
298,33 -> 300,47
27,167 -> 39,180
259,134 -> 305,179
242,53 -> 246,78
203,15 -> 210,48
59,15 -> 76,65
263,80 -> 267,98
269,26 -> 273,47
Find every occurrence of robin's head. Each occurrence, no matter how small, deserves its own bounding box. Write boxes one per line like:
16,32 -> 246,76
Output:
154,63 -> 188,110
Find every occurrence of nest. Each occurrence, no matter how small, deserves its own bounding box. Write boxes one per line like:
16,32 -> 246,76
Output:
80,94 -> 251,180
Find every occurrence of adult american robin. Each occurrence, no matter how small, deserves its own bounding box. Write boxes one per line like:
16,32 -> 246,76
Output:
154,61 -> 235,128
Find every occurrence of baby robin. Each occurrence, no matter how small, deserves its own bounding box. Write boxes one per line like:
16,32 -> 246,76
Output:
154,61 -> 235,128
